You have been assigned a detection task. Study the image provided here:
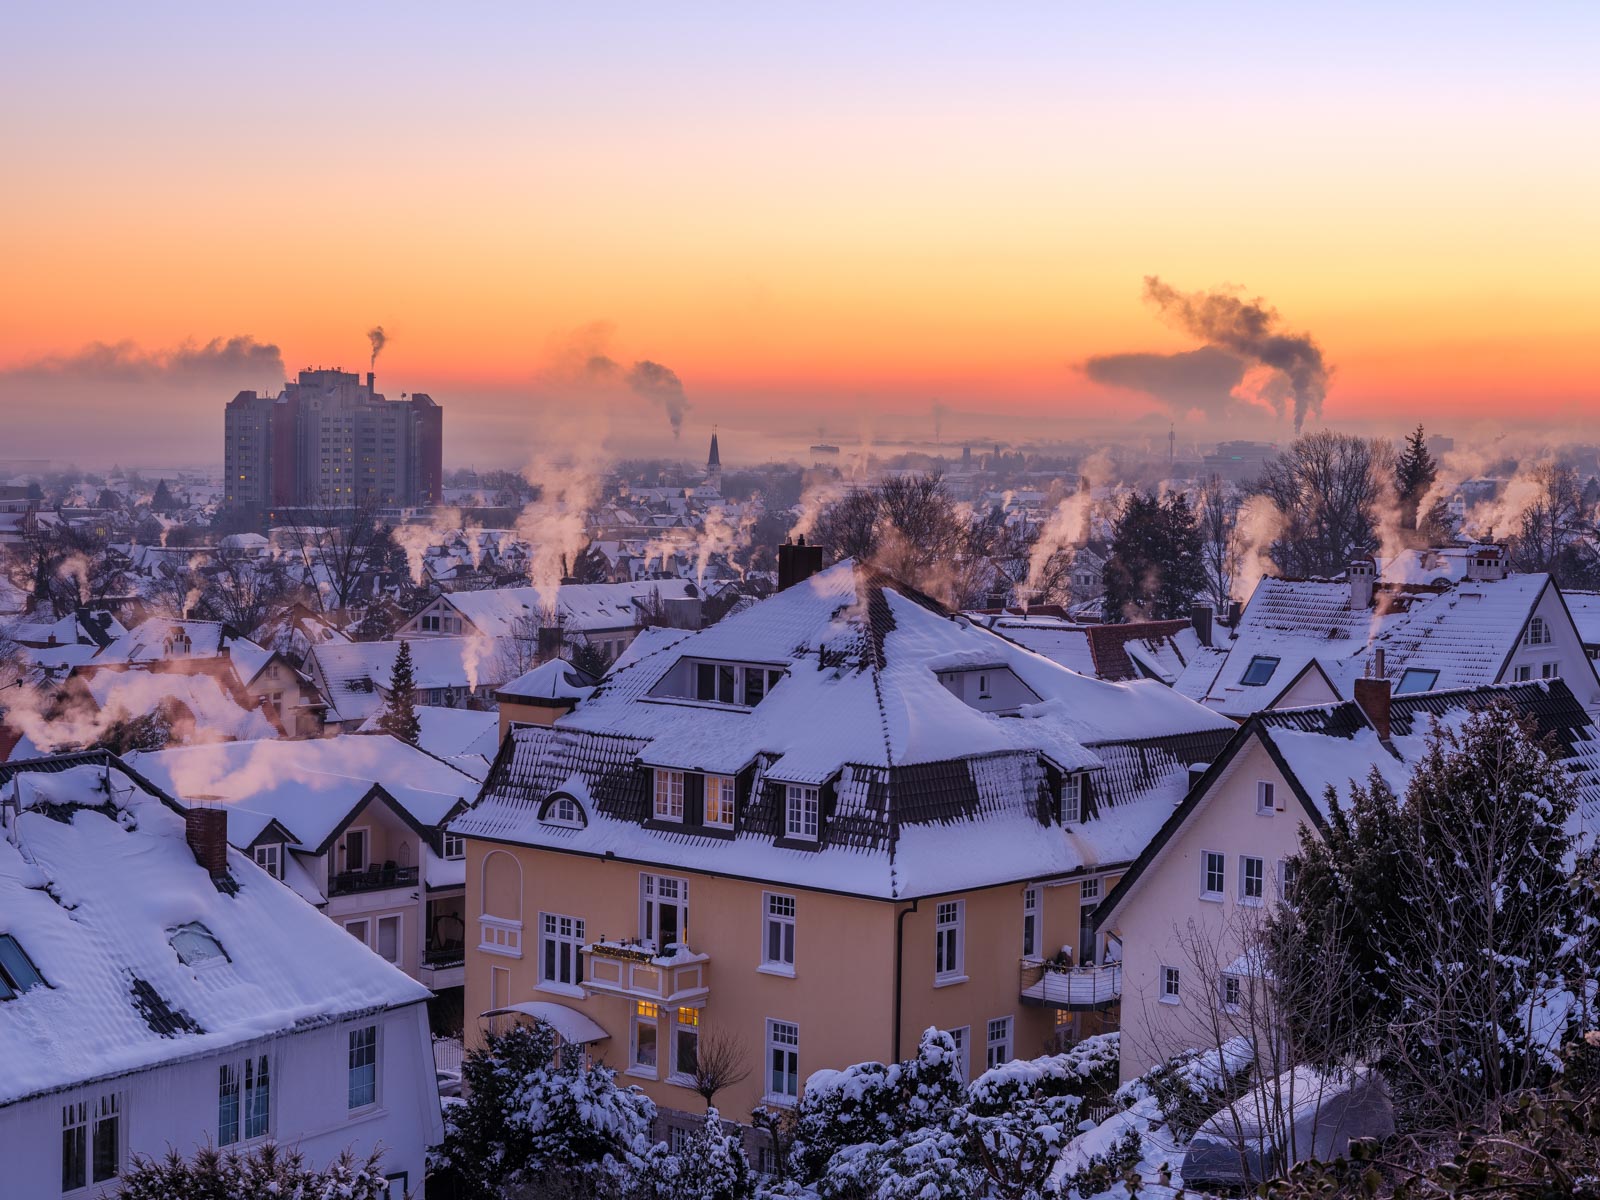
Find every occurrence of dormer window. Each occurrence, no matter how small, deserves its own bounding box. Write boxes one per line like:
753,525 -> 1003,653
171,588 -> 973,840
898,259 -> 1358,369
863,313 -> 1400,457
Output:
545,797 -> 583,828
0,933 -> 46,998
653,769 -> 685,822
252,843 -> 283,880
170,922 -> 227,967
704,775 -> 736,830
785,785 -> 820,841
656,658 -> 784,707
1060,772 -> 1084,823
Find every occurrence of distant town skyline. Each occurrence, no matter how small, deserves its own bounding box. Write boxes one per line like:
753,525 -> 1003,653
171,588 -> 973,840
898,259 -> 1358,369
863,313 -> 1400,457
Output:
3,2 -> 1597,465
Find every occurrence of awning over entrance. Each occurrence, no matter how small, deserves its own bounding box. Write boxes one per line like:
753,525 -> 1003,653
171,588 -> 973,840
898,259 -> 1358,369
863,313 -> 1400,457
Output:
479,1001 -> 611,1044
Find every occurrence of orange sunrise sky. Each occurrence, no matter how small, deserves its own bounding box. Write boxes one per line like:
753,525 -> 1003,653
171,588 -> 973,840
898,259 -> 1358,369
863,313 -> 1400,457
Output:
2,2 -> 1597,465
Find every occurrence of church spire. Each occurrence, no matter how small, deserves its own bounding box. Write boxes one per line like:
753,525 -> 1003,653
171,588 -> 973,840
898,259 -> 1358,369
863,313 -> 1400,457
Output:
707,430 -> 721,471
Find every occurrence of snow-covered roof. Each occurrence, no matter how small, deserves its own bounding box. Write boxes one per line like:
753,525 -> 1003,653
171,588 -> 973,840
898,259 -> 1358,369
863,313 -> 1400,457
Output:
456,561 -> 1235,899
0,755 -> 429,1107
1555,590 -> 1600,647
309,637 -> 508,722
442,579 -> 700,637
96,618 -> 273,685
79,669 -> 278,745
499,659 -> 599,704
129,735 -> 476,853
356,705 -> 500,781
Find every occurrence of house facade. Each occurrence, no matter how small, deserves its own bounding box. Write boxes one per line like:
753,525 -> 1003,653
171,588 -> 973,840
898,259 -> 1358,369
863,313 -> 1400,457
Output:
0,753 -> 442,1197
452,559 -> 1236,1140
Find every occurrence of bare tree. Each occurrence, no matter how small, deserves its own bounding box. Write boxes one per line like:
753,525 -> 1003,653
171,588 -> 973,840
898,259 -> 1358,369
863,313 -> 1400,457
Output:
198,546 -> 293,634
689,1029 -> 752,1111
1197,473 -> 1239,611
280,494 -> 390,613
1510,463 -> 1597,585
1256,432 -> 1393,578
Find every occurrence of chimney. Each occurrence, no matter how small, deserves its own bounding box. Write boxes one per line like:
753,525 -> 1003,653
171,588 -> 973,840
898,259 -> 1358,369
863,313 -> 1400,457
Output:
366,370 -> 376,392
778,537 -> 825,591
1187,763 -> 1210,791
184,806 -> 229,877
1348,558 -> 1376,610
1353,676 -> 1391,741
1190,603 -> 1214,649
1225,600 -> 1243,629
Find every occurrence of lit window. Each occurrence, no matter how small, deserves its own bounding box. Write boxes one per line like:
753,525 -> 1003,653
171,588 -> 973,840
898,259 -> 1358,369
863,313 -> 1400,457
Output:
1395,668 -> 1438,695
1161,965 -> 1181,1003
1241,655 -> 1280,686
170,922 -> 227,966
1240,856 -> 1265,903
0,933 -> 46,996
785,784 -> 820,840
766,1020 -> 800,1101
348,1026 -> 377,1109
985,1017 -> 1013,1070
704,775 -> 735,829
763,893 -> 796,971
935,901 -> 965,983
540,912 -> 586,988
1202,851 -> 1226,898
653,769 -> 685,822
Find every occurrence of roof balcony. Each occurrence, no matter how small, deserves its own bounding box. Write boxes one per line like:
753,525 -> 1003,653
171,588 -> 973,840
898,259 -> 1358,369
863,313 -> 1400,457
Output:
329,863 -> 419,897
1019,958 -> 1121,1011
580,941 -> 709,1007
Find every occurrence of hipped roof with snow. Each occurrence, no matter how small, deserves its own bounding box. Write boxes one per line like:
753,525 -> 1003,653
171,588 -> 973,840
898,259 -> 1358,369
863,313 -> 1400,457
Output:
0,753 -> 428,1108
457,560 -> 1235,899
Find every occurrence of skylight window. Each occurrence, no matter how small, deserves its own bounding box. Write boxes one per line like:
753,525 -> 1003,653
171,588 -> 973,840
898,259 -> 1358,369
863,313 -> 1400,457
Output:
170,922 -> 228,966
1240,656 -> 1281,687
1395,668 -> 1439,696
0,933 -> 45,997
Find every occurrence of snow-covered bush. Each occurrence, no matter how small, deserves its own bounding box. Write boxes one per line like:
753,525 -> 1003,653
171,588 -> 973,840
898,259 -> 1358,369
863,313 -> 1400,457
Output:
431,1019 -> 655,1199
1056,1127 -> 1142,1200
633,1108 -> 754,1200
118,1141 -> 390,1200
1115,1036 -> 1254,1139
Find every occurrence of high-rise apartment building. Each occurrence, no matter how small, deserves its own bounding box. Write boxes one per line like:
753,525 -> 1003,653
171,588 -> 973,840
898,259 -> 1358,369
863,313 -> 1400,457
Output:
224,369 -> 442,512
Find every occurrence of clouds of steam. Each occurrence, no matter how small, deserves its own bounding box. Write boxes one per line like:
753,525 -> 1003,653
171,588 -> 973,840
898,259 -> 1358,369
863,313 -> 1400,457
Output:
1142,276 -> 1329,433
581,347 -> 691,440
514,449 -> 607,610
1083,346 -> 1250,421
5,335 -> 286,387
367,325 -> 387,369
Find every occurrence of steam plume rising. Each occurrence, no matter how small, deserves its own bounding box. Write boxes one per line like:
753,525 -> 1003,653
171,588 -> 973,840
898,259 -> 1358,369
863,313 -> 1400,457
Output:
625,360 -> 689,439
367,325 -> 387,370
1142,276 -> 1328,433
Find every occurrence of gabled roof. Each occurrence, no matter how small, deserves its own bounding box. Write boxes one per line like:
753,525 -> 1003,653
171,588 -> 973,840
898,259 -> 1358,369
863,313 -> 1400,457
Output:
1096,679 -> 1600,932
309,637 -> 507,722
0,756 -> 427,1107
440,579 -> 700,637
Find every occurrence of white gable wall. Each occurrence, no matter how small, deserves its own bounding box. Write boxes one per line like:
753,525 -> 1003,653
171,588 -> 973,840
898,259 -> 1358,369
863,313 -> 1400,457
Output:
1502,587 -> 1600,709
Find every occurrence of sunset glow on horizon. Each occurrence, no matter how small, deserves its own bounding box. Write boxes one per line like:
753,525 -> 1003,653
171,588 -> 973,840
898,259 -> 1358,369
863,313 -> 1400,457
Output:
4,1 -> 1597,464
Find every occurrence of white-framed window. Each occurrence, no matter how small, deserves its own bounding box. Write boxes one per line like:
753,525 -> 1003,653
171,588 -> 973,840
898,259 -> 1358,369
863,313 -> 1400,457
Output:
653,769 -> 685,822
985,1017 -> 1013,1070
343,827 -> 370,872
640,873 -> 688,952
376,914 -> 402,963
672,1006 -> 699,1080
421,613 -> 442,632
62,1092 -> 121,1191
784,784 -> 820,840
631,1001 -> 660,1074
540,912 -> 586,988
950,1026 -> 971,1081
1201,851 -> 1226,899
766,1019 -> 800,1102
478,914 -> 522,957
219,1054 -> 271,1145
345,918 -> 370,947
978,672 -> 991,698
252,843 -> 282,880
347,1025 -> 378,1110
443,831 -> 466,858
762,893 -> 796,972
1161,965 -> 1181,1004
1060,772 -> 1083,823
1080,876 -> 1101,901
1256,781 -> 1277,815
1541,662 -> 1560,679
1022,886 -> 1040,958
669,1125 -> 694,1153
1220,973 -> 1243,1011
935,900 -> 965,983
1240,856 -> 1265,903
1525,616 -> 1551,646
704,774 -> 736,829
1278,859 -> 1299,904
1514,664 -> 1532,682
544,796 -> 582,827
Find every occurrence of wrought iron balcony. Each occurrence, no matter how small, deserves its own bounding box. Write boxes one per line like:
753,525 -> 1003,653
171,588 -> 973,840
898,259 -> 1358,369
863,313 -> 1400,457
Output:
1019,958 -> 1121,1011
329,864 -> 419,896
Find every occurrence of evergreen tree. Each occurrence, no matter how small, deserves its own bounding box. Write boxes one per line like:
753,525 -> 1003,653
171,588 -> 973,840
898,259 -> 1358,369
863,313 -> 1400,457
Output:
119,1142 -> 390,1200
635,1108 -> 754,1200
1394,424 -> 1439,532
150,478 -> 176,513
1101,491 -> 1204,622
1268,704 -> 1597,1132
377,639 -> 422,744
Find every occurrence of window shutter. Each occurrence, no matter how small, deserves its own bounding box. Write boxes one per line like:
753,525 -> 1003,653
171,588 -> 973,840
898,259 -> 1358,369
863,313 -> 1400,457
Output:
1274,783 -> 1285,812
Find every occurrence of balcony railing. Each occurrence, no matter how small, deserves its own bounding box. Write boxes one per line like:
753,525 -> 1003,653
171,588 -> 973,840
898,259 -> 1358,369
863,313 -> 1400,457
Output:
1019,959 -> 1122,1011
423,944 -> 466,969
329,864 -> 419,896
580,941 -> 710,1006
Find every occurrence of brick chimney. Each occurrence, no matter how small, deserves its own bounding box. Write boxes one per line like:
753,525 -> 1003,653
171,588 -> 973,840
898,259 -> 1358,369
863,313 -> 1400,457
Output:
1190,603 -> 1214,649
1348,558 -> 1376,610
184,806 -> 229,877
778,537 -> 825,591
1353,675 -> 1391,741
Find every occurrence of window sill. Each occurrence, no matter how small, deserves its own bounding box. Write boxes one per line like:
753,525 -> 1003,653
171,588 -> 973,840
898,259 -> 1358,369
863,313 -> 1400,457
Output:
535,981 -> 586,999
667,1073 -> 698,1089
625,1066 -> 658,1081
1158,995 -> 1181,1006
933,974 -> 969,989
1238,897 -> 1264,909
757,963 -> 796,979
478,943 -> 522,959
762,1093 -> 798,1109
1199,892 -> 1224,903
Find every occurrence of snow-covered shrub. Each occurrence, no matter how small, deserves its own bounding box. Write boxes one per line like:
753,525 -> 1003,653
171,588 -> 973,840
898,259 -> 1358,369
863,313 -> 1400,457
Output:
966,1033 -> 1120,1117
431,1019 -> 655,1199
1057,1127 -> 1143,1200
633,1108 -> 754,1200
118,1142 -> 389,1200
1115,1036 -> 1254,1139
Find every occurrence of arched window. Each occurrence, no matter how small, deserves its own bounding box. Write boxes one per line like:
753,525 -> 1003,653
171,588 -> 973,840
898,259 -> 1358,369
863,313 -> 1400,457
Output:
1525,616 -> 1551,647
479,850 -> 524,958
540,793 -> 586,828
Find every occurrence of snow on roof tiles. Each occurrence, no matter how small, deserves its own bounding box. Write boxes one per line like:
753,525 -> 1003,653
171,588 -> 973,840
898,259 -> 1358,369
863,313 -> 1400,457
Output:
0,755 -> 428,1107
445,579 -> 700,637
